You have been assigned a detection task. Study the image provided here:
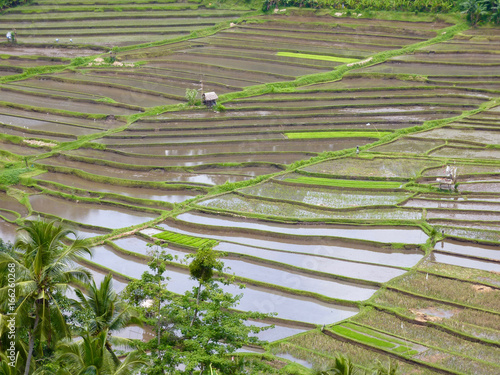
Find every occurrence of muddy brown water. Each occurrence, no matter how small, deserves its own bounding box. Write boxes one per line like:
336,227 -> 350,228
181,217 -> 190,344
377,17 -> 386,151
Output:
414,128 -> 500,145
0,192 -> 28,217
393,52 -> 500,64
0,220 -> 18,243
435,240 -> 500,262
430,147 -> 500,160
54,72 -> 186,101
37,156 -> 251,185
36,172 -> 201,202
357,61 -> 500,76
0,141 -> 47,156
0,46 -> 100,58
0,90 -> 139,115
369,138 -> 444,154
29,195 -> 158,228
0,113 -> 100,137
0,106 -> 119,129
227,96 -> 486,109
175,212 -> 428,244
301,77 -> 429,90
233,88 -> 490,101
144,60 -> 291,83
16,78 -> 175,107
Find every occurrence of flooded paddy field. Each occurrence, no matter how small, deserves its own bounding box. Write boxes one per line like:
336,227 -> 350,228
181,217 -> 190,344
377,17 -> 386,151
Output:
35,171 -> 202,203
0,88 -> 141,115
1,6 -> 499,372
369,137 -> 444,154
172,212 -> 429,245
430,146 -> 500,160
301,156 -> 438,179
239,180 -> 410,208
107,139 -> 364,156
82,246 -> 358,325
357,60 -> 500,76
435,240 -> 500,262
197,194 -> 423,221
67,148 -> 312,166
0,192 -> 28,218
37,156 -> 261,185
29,194 -> 158,228
0,219 -> 19,243
412,127 -> 500,145
9,77 -> 178,107
147,224 -> 424,269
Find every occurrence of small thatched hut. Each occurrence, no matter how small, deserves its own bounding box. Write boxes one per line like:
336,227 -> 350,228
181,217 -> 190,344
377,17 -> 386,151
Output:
202,92 -> 218,108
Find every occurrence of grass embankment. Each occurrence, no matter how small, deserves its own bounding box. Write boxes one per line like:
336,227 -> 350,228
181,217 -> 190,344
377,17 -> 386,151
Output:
276,52 -> 359,64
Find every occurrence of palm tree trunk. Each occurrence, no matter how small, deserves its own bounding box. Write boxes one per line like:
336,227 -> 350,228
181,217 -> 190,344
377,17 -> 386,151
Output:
189,280 -> 202,328
24,313 -> 40,375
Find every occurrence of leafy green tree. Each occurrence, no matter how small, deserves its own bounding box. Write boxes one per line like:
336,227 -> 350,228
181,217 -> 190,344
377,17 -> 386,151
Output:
124,245 -> 273,374
185,88 -> 199,106
0,219 -> 92,375
460,0 -> 488,26
315,354 -> 359,375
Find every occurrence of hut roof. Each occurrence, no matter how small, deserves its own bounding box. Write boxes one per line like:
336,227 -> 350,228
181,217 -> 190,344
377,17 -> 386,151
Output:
203,92 -> 218,101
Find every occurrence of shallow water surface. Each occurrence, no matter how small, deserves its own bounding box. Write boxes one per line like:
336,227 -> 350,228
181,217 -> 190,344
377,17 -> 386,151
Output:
176,212 -> 428,244
432,253 -> 500,273
29,195 -> 157,229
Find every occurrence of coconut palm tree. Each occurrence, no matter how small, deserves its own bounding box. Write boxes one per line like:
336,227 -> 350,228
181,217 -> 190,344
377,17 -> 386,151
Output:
315,353 -> 359,375
55,330 -> 146,375
72,274 -> 140,365
0,219 -> 92,375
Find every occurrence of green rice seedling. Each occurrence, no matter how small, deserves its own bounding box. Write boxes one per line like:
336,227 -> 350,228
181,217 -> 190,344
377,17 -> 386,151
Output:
276,52 -> 360,63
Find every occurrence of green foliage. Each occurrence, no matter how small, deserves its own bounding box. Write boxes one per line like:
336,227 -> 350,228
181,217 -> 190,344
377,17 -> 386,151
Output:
460,0 -> 489,25
0,0 -> 31,11
0,219 -> 92,374
185,88 -> 200,106
0,165 -> 29,187
188,245 -> 224,282
124,245 -> 272,374
276,52 -> 359,63
262,0 -> 455,13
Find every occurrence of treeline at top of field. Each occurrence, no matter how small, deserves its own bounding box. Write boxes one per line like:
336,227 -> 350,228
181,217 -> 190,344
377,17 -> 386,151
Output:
1,0 -> 31,11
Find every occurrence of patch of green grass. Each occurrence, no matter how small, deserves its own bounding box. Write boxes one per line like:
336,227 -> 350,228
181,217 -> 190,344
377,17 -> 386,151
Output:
277,52 -> 359,63
283,176 -> 403,189
285,131 -> 391,139
153,230 -> 217,249
330,325 -> 396,349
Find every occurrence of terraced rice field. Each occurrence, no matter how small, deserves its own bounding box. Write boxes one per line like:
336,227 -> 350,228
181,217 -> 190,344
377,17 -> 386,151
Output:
1,2 -> 499,373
